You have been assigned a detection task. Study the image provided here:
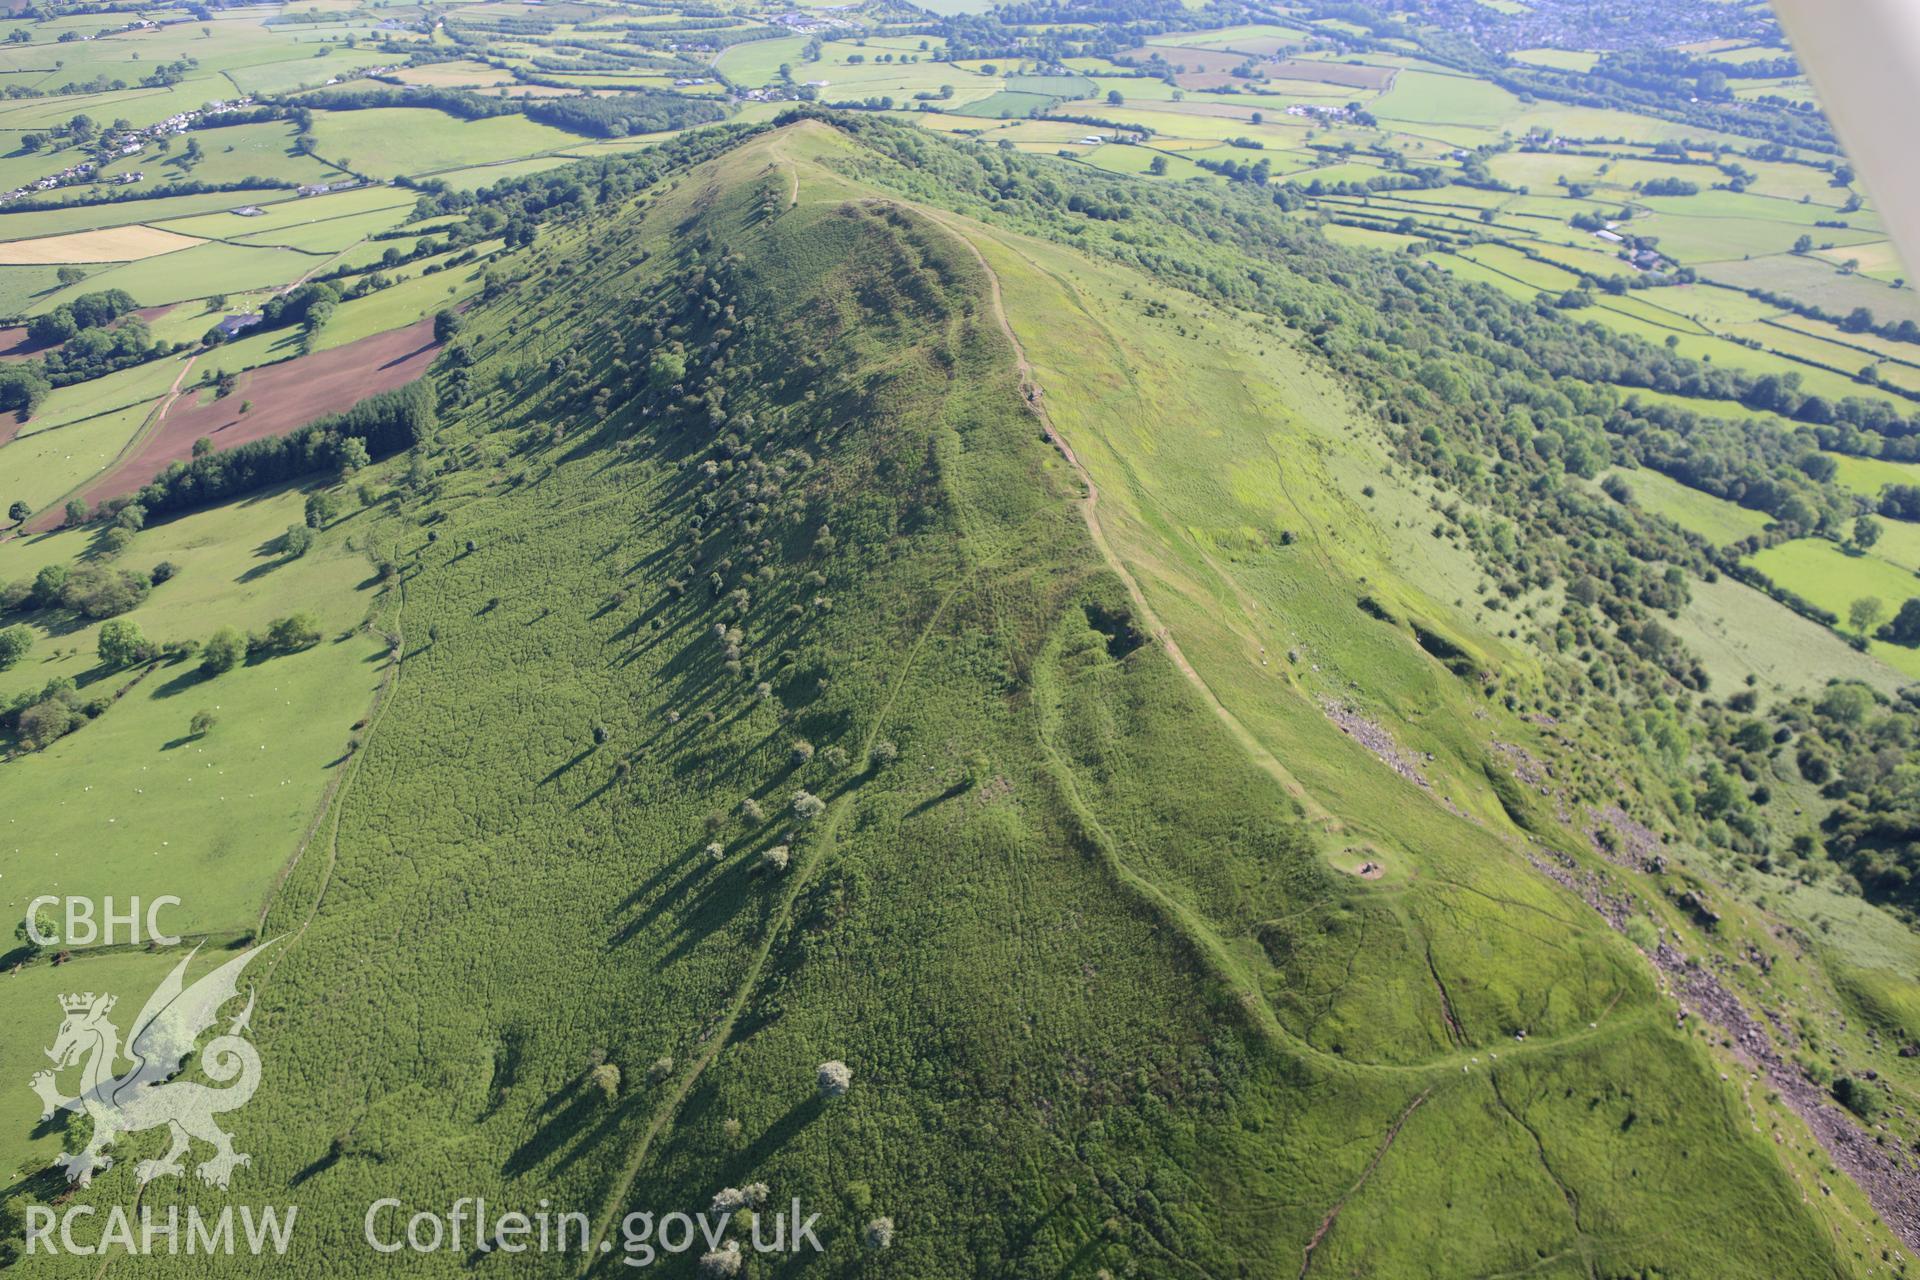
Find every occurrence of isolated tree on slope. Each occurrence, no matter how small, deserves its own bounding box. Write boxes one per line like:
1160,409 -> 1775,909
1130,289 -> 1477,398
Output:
96,617 -> 149,668
1887,599 -> 1920,646
710,1184 -> 768,1213
0,624 -> 32,672
305,491 -> 338,528
817,1060 -> 852,1098
201,626 -> 244,675
266,613 -> 321,652
697,1242 -> 741,1277
590,1063 -> 620,1101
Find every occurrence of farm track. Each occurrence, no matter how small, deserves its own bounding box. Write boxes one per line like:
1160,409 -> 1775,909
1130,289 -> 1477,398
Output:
256,573 -> 409,947
20,352 -> 196,531
35,154 -> 1682,1262
915,205 -> 1333,826
25,123 -> 1883,1272
1298,1087 -> 1431,1278
10,204 -> 431,531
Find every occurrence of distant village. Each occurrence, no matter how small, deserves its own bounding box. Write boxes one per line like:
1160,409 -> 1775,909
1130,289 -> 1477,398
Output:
769,7 -> 858,37
1417,0 -> 1775,55
0,97 -> 260,207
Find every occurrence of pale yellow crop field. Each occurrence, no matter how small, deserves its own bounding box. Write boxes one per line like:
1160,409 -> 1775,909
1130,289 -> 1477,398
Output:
0,224 -> 204,265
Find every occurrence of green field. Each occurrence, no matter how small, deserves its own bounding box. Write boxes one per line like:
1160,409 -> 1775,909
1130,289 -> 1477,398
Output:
1868,517 -> 1920,575
0,949 -> 189,1183
1672,571 -> 1904,695
1827,451 -> 1920,502
229,204 -> 415,252
0,396 -> 155,514
304,107 -> 579,179
311,240 -> 498,350
31,239 -> 313,309
150,184 -> 416,240
1641,210 -> 1882,265
21,355 -> 187,437
0,189 -> 299,244
224,45 -> 394,96
1373,68 -> 1527,127
712,35 -> 807,85
1606,467 -> 1774,547
1749,537 -> 1920,653
1078,141 -> 1215,181
944,90 -> 1059,119
1511,47 -> 1599,72
0,482 -> 388,940
0,356 -> 190,516
1321,221 -> 1427,254
0,78 -> 236,132
423,154 -> 584,190
1706,253 -> 1920,328
0,262 -> 66,314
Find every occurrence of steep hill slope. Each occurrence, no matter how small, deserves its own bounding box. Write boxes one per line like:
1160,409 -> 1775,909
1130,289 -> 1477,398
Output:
9,120 -> 1889,1279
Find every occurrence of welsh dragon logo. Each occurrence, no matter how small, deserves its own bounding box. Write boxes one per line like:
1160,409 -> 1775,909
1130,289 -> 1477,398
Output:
29,943 -> 273,1190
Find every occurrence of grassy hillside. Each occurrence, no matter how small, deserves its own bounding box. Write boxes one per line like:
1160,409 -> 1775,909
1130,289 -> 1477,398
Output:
0,0 -> 1913,1261
3,119 -> 1878,1279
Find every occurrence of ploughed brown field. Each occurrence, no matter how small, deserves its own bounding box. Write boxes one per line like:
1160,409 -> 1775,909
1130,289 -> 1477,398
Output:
23,316 -> 439,531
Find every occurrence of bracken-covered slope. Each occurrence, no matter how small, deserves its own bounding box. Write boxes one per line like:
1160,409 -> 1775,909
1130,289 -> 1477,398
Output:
30,120 -> 1868,1278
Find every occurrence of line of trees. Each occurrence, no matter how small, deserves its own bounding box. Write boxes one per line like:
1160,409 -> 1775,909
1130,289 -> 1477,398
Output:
132,383 -> 435,520
521,89 -> 725,138
286,85 -> 725,141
